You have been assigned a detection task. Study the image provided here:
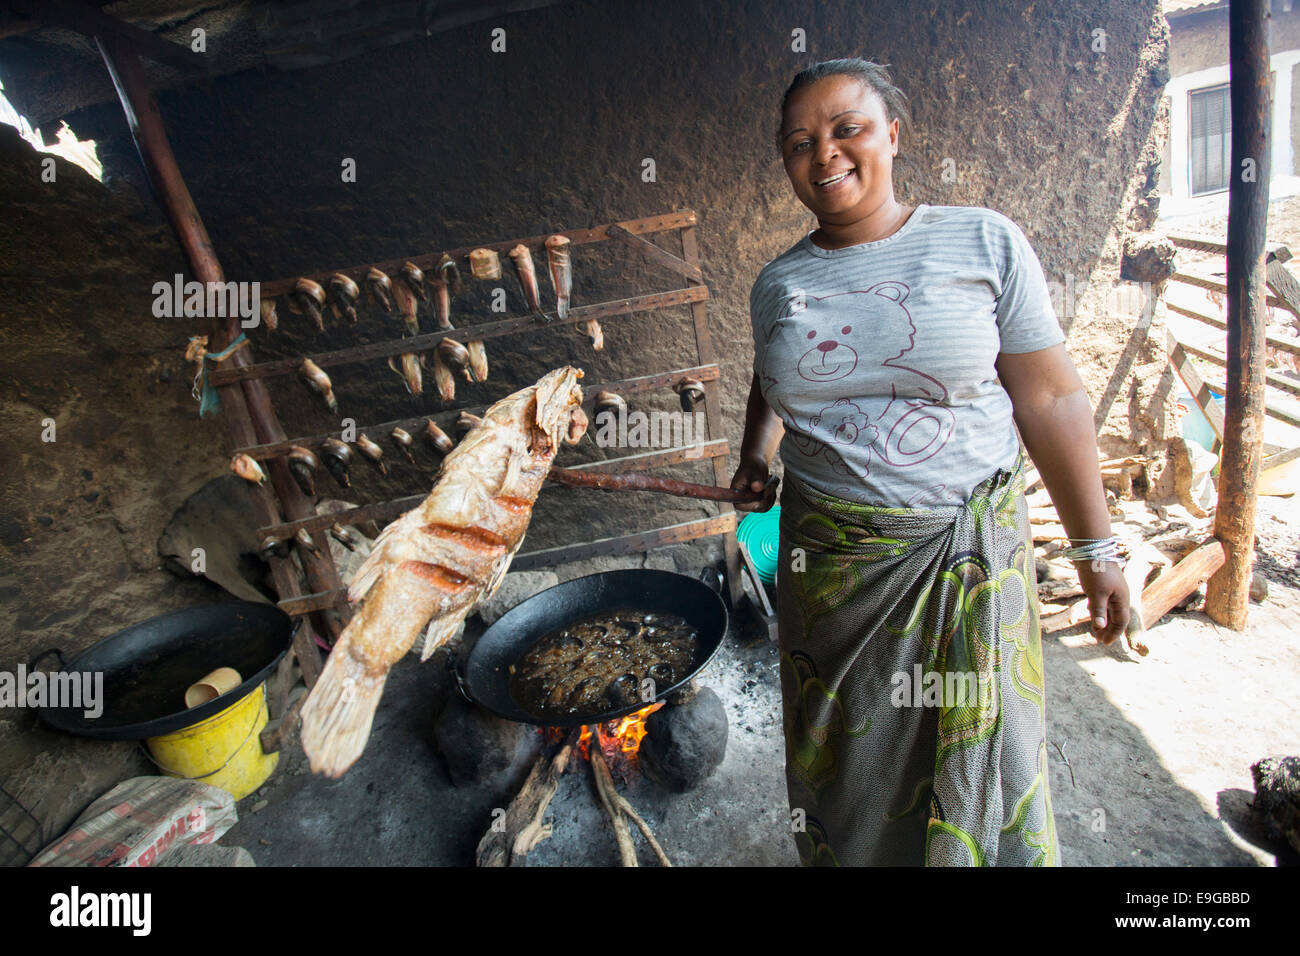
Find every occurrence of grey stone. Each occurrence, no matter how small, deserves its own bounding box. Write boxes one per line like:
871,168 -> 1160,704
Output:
433,694 -> 526,786
475,570 -> 559,624
1250,571 -> 1269,603
639,686 -> 728,792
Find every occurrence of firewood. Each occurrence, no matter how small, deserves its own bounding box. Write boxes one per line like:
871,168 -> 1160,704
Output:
476,728 -> 578,867
590,742 -> 637,867
1139,538 -> 1226,627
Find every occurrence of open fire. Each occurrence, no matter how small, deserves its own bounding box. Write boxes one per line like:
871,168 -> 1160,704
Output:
545,701 -> 665,762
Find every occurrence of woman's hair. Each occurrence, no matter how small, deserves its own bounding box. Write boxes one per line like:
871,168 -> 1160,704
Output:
777,58 -> 913,153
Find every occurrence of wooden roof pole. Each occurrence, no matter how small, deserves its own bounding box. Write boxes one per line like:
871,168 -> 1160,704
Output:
95,35 -> 348,683
1205,0 -> 1271,629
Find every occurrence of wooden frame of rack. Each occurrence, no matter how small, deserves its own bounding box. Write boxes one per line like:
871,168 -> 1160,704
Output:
219,209 -> 744,639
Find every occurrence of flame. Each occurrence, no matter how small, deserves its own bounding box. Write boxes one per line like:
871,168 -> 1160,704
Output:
547,702 -> 664,761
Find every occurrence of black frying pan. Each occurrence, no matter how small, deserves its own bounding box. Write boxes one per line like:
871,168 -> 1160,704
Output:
35,601 -> 293,741
460,569 -> 727,726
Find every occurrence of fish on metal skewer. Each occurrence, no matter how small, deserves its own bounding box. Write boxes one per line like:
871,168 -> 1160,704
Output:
299,359 -> 338,412
544,234 -> 571,321
437,253 -> 462,296
507,244 -> 546,321
390,427 -> 415,464
260,297 -> 279,332
295,528 -> 321,555
400,261 -> 428,304
424,420 -> 454,456
287,445 -> 320,497
330,523 -> 361,552
320,438 -> 353,488
388,353 -> 424,396
288,278 -> 326,331
465,340 -> 488,383
365,267 -> 394,313
328,273 -> 360,325
675,378 -> 705,412
431,351 -> 456,402
354,435 -> 388,476
391,271 -> 421,337
298,366 -> 587,777
454,411 -> 483,440
231,453 -> 266,485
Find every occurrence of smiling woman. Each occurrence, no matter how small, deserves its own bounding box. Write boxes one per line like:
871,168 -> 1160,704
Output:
732,58 -> 1130,867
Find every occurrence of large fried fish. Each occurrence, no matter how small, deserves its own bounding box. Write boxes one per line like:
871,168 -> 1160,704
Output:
299,366 -> 587,777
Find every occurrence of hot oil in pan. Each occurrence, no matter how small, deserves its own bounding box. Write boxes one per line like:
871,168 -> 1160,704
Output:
509,609 -> 699,719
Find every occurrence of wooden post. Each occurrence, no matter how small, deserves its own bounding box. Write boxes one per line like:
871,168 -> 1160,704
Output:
96,36 -> 344,684
1205,0 -> 1271,629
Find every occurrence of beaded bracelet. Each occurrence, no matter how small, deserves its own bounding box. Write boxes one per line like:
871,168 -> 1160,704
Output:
1061,536 -> 1128,566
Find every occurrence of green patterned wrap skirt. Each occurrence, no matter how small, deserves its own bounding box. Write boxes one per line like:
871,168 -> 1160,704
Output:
775,450 -> 1059,866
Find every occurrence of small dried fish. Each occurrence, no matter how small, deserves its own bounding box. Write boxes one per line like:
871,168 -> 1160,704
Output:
544,234 -> 571,321
594,390 -> 626,422
388,353 -> 424,396
287,445 -> 320,497
454,411 -> 483,440
259,298 -> 279,332
328,273 -> 360,324
437,338 -> 471,377
424,419 -> 454,456
231,453 -> 266,485
295,528 -> 321,555
399,261 -> 428,304
468,248 -> 501,280
583,318 -> 604,351
391,273 -> 420,336
354,435 -> 388,476
432,278 -> 454,330
288,278 -> 326,331
675,378 -> 705,412
431,351 -> 456,402
299,358 -> 338,413
259,535 -> 289,561
437,253 -> 462,296
320,438 -> 352,488
365,267 -> 393,313
330,523 -> 360,552
466,340 -> 488,383
390,427 -> 415,464
508,244 -> 545,320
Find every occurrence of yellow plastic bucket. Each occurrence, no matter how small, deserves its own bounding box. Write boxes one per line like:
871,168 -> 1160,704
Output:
145,683 -> 277,801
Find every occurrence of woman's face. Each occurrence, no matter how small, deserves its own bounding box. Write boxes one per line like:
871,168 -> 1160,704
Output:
779,75 -> 898,225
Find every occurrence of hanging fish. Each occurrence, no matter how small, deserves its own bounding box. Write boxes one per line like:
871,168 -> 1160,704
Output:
400,262 -> 429,304
288,278 -> 326,331
390,427 -> 415,464
469,248 -> 501,280
365,267 -> 394,313
259,297 -> 279,333
354,434 -> 388,476
231,453 -> 266,485
391,272 -> 420,337
299,358 -> 338,413
583,318 -> 605,351
508,244 -> 546,320
424,419 -> 454,456
259,535 -> 290,561
320,438 -> 353,488
431,351 -> 456,403
594,390 -> 627,423
437,253 -> 462,296
295,527 -> 321,555
675,378 -> 706,412
431,279 -> 454,330
330,523 -> 361,552
388,352 -> 424,396
287,445 -> 320,497
437,338 -> 471,377
454,411 -> 483,440
466,340 -> 488,383
328,273 -> 360,325
544,234 -> 572,321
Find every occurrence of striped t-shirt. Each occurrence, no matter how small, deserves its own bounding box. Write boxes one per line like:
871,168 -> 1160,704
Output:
749,203 -> 1065,506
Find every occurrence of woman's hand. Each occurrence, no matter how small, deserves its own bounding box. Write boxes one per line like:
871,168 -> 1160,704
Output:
731,455 -> 776,513
1073,560 -> 1131,645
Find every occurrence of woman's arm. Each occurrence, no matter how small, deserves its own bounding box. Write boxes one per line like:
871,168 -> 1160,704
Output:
730,372 -> 784,513
995,344 -> 1130,644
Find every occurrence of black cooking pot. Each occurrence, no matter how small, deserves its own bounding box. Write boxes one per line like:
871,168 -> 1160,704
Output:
34,601 -> 293,741
460,569 -> 727,726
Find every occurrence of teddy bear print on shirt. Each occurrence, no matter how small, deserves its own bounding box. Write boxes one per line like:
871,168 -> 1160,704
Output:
761,281 -> 956,487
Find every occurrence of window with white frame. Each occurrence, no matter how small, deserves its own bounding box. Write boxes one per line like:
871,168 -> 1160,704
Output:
1189,84 -> 1230,196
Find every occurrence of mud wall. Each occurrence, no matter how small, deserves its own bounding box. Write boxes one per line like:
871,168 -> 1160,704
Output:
0,0 -> 1169,840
